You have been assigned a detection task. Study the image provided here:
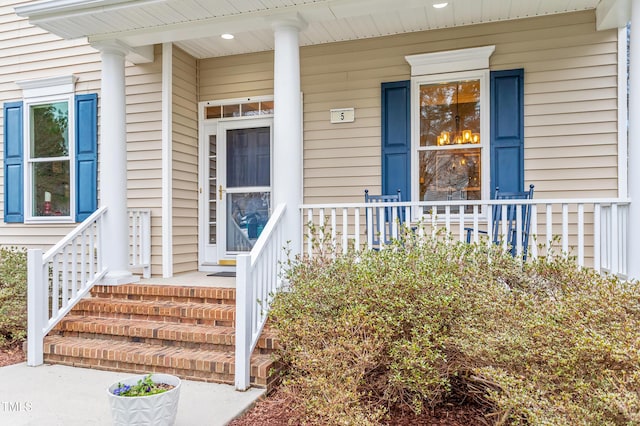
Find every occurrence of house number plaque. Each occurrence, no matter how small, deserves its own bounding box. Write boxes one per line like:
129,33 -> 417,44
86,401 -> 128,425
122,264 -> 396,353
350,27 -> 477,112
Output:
330,108 -> 355,123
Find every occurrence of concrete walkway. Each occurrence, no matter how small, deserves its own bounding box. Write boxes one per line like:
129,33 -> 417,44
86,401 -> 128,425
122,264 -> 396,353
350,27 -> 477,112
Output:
0,363 -> 264,426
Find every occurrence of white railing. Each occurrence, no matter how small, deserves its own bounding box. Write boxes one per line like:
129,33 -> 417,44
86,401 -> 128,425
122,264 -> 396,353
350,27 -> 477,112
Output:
27,207 -> 153,366
235,203 -> 287,391
301,198 -> 630,277
27,206 -> 108,366
129,209 -> 151,279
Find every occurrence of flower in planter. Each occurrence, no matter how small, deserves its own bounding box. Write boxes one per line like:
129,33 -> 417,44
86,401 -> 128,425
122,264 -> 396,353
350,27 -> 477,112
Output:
111,374 -> 174,397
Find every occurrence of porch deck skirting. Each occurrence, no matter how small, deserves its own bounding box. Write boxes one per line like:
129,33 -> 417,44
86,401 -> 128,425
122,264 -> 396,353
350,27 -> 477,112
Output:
300,198 -> 630,278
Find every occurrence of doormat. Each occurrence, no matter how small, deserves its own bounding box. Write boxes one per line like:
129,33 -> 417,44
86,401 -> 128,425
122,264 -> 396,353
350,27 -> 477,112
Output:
207,271 -> 236,277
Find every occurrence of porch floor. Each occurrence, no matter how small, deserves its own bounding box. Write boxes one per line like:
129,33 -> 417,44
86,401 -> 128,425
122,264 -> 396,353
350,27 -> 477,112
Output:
139,271 -> 236,288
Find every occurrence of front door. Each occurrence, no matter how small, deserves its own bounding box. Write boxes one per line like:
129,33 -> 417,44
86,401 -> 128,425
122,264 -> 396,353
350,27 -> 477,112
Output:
199,99 -> 274,269
216,119 -> 272,262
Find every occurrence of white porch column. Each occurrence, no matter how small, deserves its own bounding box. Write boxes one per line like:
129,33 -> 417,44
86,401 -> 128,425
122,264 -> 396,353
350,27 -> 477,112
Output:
95,42 -> 139,284
272,16 -> 305,257
629,1 -> 640,281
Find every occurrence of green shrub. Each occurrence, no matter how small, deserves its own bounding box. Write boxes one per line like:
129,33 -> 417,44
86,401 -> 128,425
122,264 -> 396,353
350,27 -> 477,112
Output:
270,232 -> 640,425
0,247 -> 27,347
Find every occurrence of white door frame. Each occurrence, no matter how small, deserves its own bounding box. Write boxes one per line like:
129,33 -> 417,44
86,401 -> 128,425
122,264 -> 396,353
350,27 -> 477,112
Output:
197,98 -> 274,271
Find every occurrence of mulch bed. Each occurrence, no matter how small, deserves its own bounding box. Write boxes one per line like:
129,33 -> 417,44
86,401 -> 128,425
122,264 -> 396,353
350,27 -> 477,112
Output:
0,341 -> 26,367
228,390 -> 489,426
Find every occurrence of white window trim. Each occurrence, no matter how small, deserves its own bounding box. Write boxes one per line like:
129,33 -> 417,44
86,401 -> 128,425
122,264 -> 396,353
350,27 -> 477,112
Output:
407,47 -> 495,215
22,92 -> 76,224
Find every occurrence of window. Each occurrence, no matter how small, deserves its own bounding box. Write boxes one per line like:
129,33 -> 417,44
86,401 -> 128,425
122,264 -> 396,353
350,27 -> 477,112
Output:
406,47 -> 494,205
4,76 -> 97,224
417,78 -> 482,202
27,99 -> 72,219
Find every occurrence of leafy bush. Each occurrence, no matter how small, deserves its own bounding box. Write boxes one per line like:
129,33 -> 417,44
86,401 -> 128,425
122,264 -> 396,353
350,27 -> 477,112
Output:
270,232 -> 640,425
0,247 -> 27,347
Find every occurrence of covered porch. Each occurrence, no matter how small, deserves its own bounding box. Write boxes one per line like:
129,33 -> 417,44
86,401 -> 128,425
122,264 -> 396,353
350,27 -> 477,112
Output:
15,0 -> 639,391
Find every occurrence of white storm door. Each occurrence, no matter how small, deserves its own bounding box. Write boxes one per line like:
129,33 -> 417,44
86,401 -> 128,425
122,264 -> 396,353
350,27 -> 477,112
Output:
217,118 -> 273,260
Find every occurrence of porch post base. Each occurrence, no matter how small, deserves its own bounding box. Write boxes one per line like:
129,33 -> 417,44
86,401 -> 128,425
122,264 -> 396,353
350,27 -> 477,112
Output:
101,271 -> 140,286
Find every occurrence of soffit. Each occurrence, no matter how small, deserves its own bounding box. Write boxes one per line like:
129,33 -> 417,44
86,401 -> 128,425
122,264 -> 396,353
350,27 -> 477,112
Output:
16,0 -> 616,59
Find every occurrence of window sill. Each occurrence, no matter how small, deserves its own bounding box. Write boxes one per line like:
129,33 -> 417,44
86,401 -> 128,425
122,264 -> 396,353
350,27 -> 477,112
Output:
24,217 -> 75,225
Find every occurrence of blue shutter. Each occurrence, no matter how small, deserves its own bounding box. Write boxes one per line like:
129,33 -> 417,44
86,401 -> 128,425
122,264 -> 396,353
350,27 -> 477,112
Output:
3,102 -> 24,223
490,69 -> 524,195
381,81 -> 410,199
75,94 -> 98,222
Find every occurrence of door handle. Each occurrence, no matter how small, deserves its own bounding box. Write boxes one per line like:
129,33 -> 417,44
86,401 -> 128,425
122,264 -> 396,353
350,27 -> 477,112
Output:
219,185 -> 223,201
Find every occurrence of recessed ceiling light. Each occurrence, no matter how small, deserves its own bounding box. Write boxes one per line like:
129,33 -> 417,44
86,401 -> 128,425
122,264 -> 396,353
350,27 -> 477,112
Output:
221,33 -> 234,40
433,2 -> 448,8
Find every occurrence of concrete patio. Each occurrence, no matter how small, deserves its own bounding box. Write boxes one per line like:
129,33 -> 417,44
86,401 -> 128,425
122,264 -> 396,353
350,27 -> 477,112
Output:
0,362 -> 264,425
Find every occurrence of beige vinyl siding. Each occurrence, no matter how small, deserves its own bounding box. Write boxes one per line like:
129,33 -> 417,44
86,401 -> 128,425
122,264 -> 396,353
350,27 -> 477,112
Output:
0,3 -> 164,275
126,44 -> 163,277
295,10 -> 618,203
0,1 -> 101,248
199,51 -> 274,101
172,46 -> 198,274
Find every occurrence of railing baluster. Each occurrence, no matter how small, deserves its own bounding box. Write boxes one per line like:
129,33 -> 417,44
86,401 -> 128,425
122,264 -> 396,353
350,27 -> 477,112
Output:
546,204 -> 553,256
330,209 -> 337,254
71,240 -> 78,298
307,208 -> 313,257
562,204 -> 569,256
530,204 -> 538,259
472,205 -> 479,243
501,205 -> 508,251
516,205 -> 523,259
594,204 -> 601,273
577,204 -> 584,267
366,207 -> 373,250
354,207 -> 360,251
458,205 -> 464,242
52,256 -> 60,317
611,204 -> 619,275
61,246 -> 69,309
342,208 -> 348,254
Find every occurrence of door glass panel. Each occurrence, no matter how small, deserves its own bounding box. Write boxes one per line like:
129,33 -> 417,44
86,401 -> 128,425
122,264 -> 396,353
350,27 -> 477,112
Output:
226,192 -> 270,251
226,128 -> 270,188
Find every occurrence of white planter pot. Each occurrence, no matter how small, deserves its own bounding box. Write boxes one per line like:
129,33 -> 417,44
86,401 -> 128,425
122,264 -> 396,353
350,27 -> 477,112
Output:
107,373 -> 181,426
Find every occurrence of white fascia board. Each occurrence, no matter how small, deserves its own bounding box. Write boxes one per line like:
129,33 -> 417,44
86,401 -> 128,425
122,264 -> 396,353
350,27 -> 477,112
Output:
596,0 -> 631,30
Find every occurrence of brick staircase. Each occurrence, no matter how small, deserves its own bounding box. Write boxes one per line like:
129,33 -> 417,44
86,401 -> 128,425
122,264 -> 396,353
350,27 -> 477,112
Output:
43,284 -> 278,388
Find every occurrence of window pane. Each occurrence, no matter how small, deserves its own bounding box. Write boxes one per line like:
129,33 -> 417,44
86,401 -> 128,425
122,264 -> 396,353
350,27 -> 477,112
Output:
419,149 -> 481,202
30,102 -> 69,158
420,80 -> 480,147
32,161 -> 70,217
226,127 -> 270,188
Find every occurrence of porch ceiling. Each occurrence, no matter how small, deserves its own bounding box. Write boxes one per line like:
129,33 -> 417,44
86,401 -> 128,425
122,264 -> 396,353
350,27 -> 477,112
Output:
17,0 -> 628,59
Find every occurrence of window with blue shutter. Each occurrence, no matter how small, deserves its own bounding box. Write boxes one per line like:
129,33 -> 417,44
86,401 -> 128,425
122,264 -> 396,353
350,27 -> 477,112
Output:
75,94 -> 98,222
490,69 -> 524,194
2,93 -> 97,223
3,102 -> 24,223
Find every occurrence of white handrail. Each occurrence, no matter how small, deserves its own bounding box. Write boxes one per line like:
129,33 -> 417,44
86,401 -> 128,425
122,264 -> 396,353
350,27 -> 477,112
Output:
27,207 -> 153,366
235,203 -> 287,391
301,198 -> 630,277
27,206 -> 108,366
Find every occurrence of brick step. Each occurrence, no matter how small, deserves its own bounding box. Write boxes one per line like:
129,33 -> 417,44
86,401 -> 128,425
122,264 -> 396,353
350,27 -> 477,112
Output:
43,335 -> 275,387
90,284 -> 236,304
53,315 -> 278,354
71,298 -> 236,327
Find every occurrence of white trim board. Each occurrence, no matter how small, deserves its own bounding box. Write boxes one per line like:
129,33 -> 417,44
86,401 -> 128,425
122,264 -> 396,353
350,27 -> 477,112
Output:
162,42 -> 173,278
